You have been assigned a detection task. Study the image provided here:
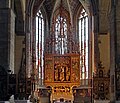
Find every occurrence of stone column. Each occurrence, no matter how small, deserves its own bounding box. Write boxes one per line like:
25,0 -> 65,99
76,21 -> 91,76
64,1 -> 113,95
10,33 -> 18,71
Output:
109,0 -> 120,102
114,0 -> 120,101
109,2 -> 116,102
0,0 -> 15,72
25,10 -> 32,79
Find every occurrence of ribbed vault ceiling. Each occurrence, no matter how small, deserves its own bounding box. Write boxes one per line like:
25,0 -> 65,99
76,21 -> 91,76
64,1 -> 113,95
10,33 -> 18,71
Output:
33,0 -> 82,18
31,0 -> 111,33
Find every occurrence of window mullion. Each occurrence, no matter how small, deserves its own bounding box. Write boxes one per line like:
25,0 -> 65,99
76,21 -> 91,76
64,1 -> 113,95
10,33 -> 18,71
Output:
38,16 -> 40,83
84,15 -> 86,79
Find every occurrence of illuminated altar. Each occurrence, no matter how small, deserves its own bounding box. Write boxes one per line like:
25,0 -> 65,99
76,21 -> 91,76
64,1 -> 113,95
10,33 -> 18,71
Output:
44,54 -> 80,102
43,0 -> 81,102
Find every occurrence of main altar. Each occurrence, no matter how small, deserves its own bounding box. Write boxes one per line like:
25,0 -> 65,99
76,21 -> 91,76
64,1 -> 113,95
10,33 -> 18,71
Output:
44,54 -> 80,102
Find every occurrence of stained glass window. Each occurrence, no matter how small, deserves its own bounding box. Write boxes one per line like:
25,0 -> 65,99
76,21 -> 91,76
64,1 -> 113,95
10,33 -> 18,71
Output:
79,8 -> 88,79
36,10 -> 44,85
55,15 -> 68,54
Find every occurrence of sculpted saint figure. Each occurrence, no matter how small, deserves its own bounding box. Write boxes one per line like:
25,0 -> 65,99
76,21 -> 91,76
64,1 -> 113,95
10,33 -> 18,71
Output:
60,66 -> 65,81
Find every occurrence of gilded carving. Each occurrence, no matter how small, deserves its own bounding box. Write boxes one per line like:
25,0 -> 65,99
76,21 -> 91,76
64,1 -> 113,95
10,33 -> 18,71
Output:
71,57 -> 80,82
44,54 -> 80,101
54,56 -> 71,82
54,86 -> 70,94
93,64 -> 110,100
45,58 -> 53,82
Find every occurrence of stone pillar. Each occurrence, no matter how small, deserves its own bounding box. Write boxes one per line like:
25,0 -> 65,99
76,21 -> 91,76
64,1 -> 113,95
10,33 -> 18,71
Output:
25,1 -> 34,95
9,9 -> 15,73
0,0 -> 15,100
109,3 -> 116,102
109,0 -> 120,102
26,12 -> 32,78
0,0 -> 15,72
114,0 -> 120,101
93,14 -> 100,75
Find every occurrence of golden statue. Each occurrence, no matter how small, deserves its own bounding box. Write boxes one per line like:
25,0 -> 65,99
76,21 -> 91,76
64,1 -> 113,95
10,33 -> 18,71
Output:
66,66 -> 70,81
60,66 -> 65,81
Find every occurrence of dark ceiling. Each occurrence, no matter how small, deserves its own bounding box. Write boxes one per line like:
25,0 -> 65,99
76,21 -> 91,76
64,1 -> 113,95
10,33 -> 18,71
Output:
31,0 -> 111,33
33,0 -> 81,18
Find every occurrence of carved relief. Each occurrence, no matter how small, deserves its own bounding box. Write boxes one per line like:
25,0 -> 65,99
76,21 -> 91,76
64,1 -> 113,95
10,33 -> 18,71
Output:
45,58 -> 53,82
44,54 -> 80,101
93,62 -> 110,100
54,56 -> 71,82
54,86 -> 70,94
71,57 -> 80,82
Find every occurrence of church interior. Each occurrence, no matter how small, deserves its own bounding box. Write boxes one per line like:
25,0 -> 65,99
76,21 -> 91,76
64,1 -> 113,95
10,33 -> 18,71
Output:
0,0 -> 120,103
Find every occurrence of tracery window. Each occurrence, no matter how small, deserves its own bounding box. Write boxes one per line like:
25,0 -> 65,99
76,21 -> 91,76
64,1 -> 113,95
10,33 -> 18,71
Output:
79,8 -> 88,79
45,4 -> 79,54
36,10 -> 44,85
55,15 -> 68,54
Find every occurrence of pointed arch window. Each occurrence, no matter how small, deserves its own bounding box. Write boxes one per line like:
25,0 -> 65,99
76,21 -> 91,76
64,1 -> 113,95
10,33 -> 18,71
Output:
79,8 -> 88,79
36,10 -> 44,85
55,15 -> 68,54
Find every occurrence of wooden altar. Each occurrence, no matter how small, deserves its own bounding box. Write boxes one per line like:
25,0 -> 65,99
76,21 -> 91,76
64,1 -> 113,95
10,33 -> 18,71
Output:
44,54 -> 80,102
93,62 -> 110,100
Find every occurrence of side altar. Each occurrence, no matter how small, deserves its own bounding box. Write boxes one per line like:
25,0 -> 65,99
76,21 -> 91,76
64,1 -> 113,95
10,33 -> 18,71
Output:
44,54 -> 80,102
